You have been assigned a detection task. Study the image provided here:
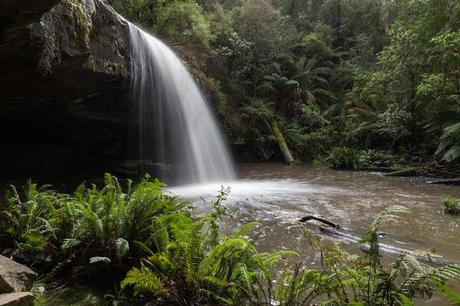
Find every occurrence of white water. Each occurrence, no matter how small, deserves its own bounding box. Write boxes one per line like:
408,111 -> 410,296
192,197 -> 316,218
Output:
127,23 -> 236,184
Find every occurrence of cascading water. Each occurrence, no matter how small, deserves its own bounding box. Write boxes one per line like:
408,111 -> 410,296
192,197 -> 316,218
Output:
127,22 -> 236,184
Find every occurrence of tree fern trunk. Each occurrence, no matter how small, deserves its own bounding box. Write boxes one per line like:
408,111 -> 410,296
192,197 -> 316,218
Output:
271,120 -> 295,165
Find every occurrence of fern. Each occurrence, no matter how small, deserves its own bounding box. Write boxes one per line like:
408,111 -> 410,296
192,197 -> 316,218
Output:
231,222 -> 261,238
436,122 -> 460,162
398,293 -> 414,306
121,266 -> 165,296
432,280 -> 460,306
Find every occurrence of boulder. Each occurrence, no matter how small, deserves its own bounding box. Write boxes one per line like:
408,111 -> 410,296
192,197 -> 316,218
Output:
0,292 -> 34,306
0,256 -> 37,293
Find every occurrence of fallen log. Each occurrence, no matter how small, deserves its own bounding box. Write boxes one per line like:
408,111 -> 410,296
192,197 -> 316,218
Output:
299,216 -> 450,266
385,166 -> 424,177
426,178 -> 460,185
356,167 -> 400,173
299,215 -> 340,229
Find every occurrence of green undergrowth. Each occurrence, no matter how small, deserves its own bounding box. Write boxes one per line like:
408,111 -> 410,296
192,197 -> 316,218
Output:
1,174 -> 459,305
316,147 -> 400,170
442,196 -> 460,215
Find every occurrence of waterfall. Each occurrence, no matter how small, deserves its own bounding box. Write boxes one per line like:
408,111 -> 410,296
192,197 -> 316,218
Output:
127,23 -> 236,184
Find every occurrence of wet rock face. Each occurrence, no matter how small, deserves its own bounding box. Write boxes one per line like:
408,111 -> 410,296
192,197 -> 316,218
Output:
0,0 -> 133,181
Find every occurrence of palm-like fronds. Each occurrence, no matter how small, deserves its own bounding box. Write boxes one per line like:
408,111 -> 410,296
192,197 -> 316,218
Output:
435,122 -> 460,162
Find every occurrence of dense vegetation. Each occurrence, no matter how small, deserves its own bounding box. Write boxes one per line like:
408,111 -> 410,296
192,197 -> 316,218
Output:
108,0 -> 459,174
1,175 -> 459,305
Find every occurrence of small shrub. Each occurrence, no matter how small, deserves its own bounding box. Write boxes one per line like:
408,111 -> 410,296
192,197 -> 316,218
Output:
323,146 -> 362,169
358,149 -> 398,168
320,148 -> 399,170
442,196 -> 459,214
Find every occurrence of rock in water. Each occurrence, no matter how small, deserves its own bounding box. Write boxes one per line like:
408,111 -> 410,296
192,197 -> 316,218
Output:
0,292 -> 34,306
0,256 -> 37,293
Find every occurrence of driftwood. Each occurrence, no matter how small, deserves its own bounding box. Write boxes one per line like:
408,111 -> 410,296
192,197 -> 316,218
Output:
299,215 -> 341,229
426,178 -> 460,185
299,216 -> 450,266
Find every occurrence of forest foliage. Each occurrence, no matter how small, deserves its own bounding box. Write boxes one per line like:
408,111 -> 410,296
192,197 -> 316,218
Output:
108,0 -> 460,168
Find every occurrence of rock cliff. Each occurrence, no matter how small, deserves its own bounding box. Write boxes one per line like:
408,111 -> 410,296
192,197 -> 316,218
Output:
0,0 -> 132,180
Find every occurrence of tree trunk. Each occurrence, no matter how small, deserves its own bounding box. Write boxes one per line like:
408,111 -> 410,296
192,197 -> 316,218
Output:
271,120 -> 295,165
379,0 -> 390,33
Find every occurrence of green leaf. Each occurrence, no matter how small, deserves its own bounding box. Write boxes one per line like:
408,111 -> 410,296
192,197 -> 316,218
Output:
398,293 -> 414,306
121,266 -> 165,296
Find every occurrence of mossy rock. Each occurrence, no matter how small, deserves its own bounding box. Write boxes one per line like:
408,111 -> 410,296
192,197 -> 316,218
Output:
34,286 -> 107,306
30,0 -> 128,77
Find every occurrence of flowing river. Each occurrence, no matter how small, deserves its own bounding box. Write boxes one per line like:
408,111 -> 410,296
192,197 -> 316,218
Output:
172,163 -> 460,260
170,163 -> 460,305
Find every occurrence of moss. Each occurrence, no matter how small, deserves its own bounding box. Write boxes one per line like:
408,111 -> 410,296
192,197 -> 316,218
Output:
86,58 -> 128,78
114,63 -> 129,79
34,286 -> 107,306
88,55 -> 97,72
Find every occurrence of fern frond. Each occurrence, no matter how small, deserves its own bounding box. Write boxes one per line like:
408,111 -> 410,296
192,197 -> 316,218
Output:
432,280 -> 460,306
398,293 -> 414,306
121,266 -> 165,296
231,222 -> 261,238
